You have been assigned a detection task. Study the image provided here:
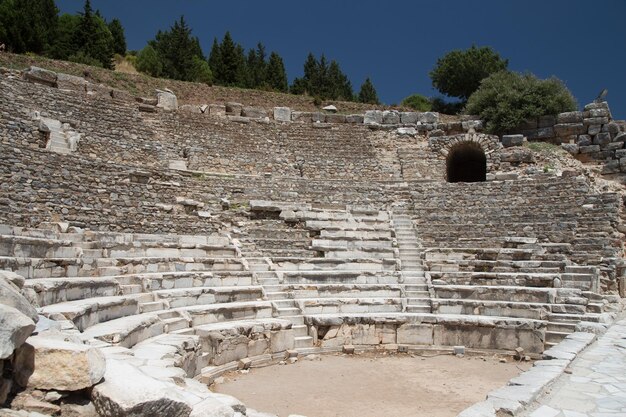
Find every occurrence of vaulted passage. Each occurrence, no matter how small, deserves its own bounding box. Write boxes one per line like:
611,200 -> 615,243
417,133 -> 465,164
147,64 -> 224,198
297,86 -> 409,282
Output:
446,142 -> 487,183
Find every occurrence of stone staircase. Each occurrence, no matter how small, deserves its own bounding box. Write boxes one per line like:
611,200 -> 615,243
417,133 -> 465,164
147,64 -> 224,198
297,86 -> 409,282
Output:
40,117 -> 80,154
392,211 -> 431,313
247,257 -> 313,350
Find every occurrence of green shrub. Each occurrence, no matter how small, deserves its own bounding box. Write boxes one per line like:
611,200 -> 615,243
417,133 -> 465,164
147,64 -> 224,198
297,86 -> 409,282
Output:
136,45 -> 162,77
466,71 -> 577,134
401,94 -> 431,111
189,56 -> 213,85
68,50 -> 102,67
430,45 -> 508,101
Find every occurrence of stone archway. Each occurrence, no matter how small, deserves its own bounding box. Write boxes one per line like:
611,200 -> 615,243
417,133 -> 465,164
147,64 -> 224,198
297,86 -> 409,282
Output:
428,132 -> 502,182
446,142 -> 486,183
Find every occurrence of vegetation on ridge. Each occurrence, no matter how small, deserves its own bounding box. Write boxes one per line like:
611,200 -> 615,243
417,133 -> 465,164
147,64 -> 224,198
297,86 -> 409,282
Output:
466,71 -> 577,134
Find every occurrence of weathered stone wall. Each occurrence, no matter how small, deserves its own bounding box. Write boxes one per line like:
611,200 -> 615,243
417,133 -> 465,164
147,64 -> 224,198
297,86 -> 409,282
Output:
510,101 -> 626,175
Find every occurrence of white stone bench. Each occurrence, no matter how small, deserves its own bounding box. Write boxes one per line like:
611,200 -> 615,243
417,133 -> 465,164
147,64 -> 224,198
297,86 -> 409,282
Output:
433,285 -> 586,305
271,257 -> 397,272
24,276 -> 120,306
117,270 -> 254,291
150,285 -> 264,308
296,297 -> 404,314
282,270 -> 401,285
303,312 -> 547,353
432,298 -> 586,319
194,318 -> 294,366
41,294 -> 141,331
81,301 -> 274,348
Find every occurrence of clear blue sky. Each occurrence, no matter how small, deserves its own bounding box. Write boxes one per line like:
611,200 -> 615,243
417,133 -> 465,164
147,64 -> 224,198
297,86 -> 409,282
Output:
57,0 -> 626,119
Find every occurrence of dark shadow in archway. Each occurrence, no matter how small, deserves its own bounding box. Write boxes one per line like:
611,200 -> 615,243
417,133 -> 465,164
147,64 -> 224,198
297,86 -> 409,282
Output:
446,142 -> 487,183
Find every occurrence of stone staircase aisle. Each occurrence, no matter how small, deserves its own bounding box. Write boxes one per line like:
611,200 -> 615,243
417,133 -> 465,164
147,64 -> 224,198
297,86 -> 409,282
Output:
247,257 -> 313,350
392,211 -> 431,313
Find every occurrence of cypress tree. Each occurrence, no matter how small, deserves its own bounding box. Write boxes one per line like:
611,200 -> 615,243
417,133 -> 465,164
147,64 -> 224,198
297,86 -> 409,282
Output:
0,0 -> 58,54
108,18 -> 126,56
208,38 -> 221,79
148,16 -> 204,81
358,77 -> 380,104
266,52 -> 288,93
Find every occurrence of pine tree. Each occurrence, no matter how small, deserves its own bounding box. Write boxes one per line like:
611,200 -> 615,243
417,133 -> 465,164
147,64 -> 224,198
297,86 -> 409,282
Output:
358,77 -> 379,104
328,60 -> 353,101
47,13 -> 80,60
246,43 -> 267,89
73,0 -> 114,68
108,18 -> 126,56
214,32 -> 247,86
149,16 -> 204,81
136,45 -> 162,77
266,52 -> 288,92
0,0 -> 58,54
208,38 -> 221,79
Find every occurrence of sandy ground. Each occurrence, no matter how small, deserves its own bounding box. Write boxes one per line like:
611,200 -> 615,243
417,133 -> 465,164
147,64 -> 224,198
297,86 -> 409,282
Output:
214,352 -> 531,417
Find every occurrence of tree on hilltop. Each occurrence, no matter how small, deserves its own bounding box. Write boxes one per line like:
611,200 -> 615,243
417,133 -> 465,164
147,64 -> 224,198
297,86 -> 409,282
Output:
430,45 -> 508,102
148,16 -> 204,81
266,51 -> 288,92
291,53 -> 354,101
466,71 -> 577,134
108,18 -> 126,56
358,78 -> 379,104
71,0 -> 115,68
0,0 -> 59,54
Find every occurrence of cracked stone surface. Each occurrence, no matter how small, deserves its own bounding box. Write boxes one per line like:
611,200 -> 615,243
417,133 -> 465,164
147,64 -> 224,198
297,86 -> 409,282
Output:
523,318 -> 626,417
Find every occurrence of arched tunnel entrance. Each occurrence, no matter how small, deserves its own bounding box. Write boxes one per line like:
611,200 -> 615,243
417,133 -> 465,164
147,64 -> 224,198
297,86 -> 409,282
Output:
446,142 -> 487,183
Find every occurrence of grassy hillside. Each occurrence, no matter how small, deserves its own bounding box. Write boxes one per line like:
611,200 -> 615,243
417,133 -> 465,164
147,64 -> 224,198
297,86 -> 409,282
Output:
0,52 -> 402,114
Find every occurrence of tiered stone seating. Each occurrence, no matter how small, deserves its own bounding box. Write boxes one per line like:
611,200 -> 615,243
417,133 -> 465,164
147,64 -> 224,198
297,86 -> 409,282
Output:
0,68 -> 623,408
406,178 -> 623,347
0,225 -> 299,380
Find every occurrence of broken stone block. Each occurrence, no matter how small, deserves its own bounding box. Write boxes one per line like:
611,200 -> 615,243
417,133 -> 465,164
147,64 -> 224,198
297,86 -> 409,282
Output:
209,104 -> 226,117
23,66 -> 57,87
561,143 -> 579,155
242,106 -> 267,119
418,112 -> 439,124
400,112 -> 418,124
156,89 -> 178,111
364,110 -> 383,125
273,107 -> 291,122
345,114 -> 364,124
56,73 -> 88,92
382,111 -> 400,124
342,345 -> 355,354
26,335 -> 106,391
0,273 -> 37,322
557,111 -> 583,124
501,134 -> 524,148
225,102 -> 243,115
0,305 -> 35,360
91,359 -> 192,417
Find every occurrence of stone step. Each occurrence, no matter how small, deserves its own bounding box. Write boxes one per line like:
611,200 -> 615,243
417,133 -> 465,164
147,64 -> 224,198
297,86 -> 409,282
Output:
266,291 -> 288,301
292,324 -> 308,337
405,305 -> 431,313
272,300 -> 295,308
282,315 -> 304,325
406,290 -> 429,298
547,313 -> 586,323
405,285 -> 428,292
545,330 -> 570,344
276,307 -> 300,316
162,317 -> 189,332
120,284 -> 142,295
140,300 -> 167,313
294,336 -> 314,349
407,297 -> 431,305
547,321 -> 577,333
259,278 -> 280,285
